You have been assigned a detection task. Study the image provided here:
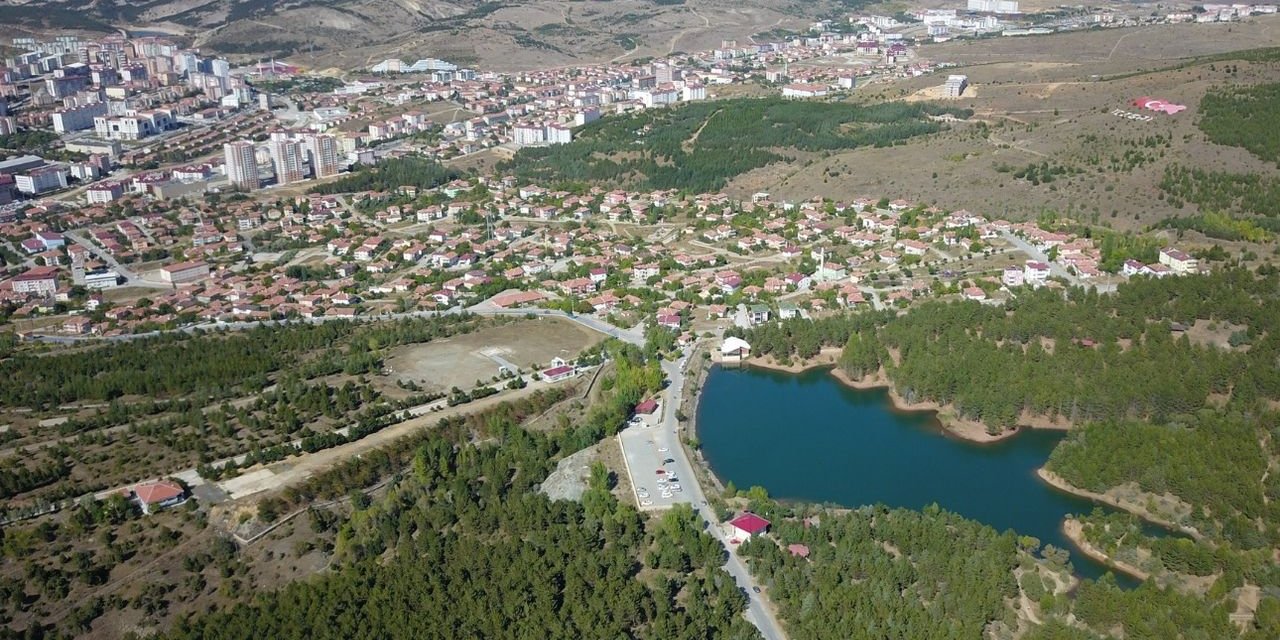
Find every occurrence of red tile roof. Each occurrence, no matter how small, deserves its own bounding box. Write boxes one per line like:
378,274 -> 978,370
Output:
729,512 -> 771,535
635,398 -> 658,415
134,480 -> 184,505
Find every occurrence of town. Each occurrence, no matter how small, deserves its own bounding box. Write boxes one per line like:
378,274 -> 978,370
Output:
0,2 -> 1277,639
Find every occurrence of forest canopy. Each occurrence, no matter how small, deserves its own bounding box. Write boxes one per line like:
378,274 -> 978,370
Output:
502,97 -> 972,192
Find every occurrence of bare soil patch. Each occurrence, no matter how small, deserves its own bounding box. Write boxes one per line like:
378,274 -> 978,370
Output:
385,317 -> 603,393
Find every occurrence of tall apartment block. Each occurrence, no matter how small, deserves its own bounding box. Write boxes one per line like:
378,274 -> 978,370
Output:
223,141 -> 259,190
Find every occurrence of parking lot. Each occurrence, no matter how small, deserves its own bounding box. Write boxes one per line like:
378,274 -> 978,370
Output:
618,415 -> 692,510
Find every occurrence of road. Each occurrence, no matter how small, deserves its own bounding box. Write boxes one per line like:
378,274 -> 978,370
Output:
1000,231 -> 1081,287
64,229 -> 171,290
659,352 -> 787,640
611,331 -> 786,639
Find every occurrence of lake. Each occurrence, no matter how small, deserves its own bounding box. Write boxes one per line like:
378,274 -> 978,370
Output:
696,364 -> 1139,582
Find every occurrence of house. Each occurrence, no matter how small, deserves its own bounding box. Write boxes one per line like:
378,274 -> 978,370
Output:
1142,263 -> 1173,278
787,543 -> 811,558
728,512 -> 771,541
963,287 -> 986,301
720,336 -> 751,361
1023,261 -> 1050,287
897,239 -> 929,256
62,315 -> 92,334
748,304 -> 771,326
778,301 -> 801,320
1121,259 -> 1145,278
634,398 -> 659,418
542,357 -> 578,382
1002,266 -> 1024,288
1158,247 -> 1197,275
131,479 -> 186,515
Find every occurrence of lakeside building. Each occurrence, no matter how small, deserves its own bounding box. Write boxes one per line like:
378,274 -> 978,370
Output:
720,337 -> 751,362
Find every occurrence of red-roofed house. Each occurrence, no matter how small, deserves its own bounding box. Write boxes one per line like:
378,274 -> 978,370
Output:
635,398 -> 659,415
542,357 -> 577,382
132,480 -> 186,514
787,543 -> 810,558
728,512 -> 771,540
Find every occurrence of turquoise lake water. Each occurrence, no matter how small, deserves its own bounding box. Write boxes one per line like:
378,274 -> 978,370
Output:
696,364 -> 1144,582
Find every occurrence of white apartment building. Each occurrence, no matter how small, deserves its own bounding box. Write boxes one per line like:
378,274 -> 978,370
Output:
224,141 -> 260,190
15,166 -> 69,194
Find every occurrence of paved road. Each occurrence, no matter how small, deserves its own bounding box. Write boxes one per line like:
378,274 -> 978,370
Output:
64,229 -> 170,290
1000,230 -> 1081,287
659,353 -> 788,640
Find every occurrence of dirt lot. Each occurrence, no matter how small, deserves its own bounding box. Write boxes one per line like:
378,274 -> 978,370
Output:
385,316 -> 603,393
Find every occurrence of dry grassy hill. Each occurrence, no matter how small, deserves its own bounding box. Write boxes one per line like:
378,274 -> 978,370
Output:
0,0 -> 841,71
736,19 -> 1280,233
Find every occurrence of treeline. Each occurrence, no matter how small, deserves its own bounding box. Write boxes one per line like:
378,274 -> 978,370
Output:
306,155 -> 461,196
0,460 -> 69,500
738,504 -> 1021,639
157,347 -> 756,640
0,315 -> 483,409
1074,508 -> 1280,587
866,271 -> 1280,429
1154,211 -> 1276,243
1049,412 -> 1275,548
735,272 -> 1280,431
1198,82 -> 1280,165
724,311 -> 895,364
503,97 -> 971,192
1159,164 -> 1280,218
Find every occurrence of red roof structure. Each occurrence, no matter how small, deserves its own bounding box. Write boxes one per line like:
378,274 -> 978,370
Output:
635,398 -> 659,415
729,512 -> 771,535
134,480 -> 184,505
788,543 -> 811,558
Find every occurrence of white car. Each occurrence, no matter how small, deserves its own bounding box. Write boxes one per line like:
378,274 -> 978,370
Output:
661,491 -> 673,498
669,484 -> 681,491
658,446 -> 669,452
638,491 -> 650,499
640,499 -> 653,506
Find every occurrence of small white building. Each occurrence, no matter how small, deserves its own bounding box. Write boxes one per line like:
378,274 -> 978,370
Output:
720,336 -> 751,361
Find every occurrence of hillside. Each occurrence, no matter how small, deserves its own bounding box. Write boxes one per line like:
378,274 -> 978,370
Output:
0,0 -> 849,71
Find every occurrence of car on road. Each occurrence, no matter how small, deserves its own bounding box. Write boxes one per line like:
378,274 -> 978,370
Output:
663,458 -> 675,464
640,499 -> 653,506
655,469 -> 666,475
658,446 -> 669,452
752,586 -> 761,593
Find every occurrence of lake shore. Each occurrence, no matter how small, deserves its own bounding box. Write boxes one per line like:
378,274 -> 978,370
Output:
827,367 -> 1020,444
738,351 -> 1075,443
1037,468 -> 1202,540
1062,518 -> 1151,582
